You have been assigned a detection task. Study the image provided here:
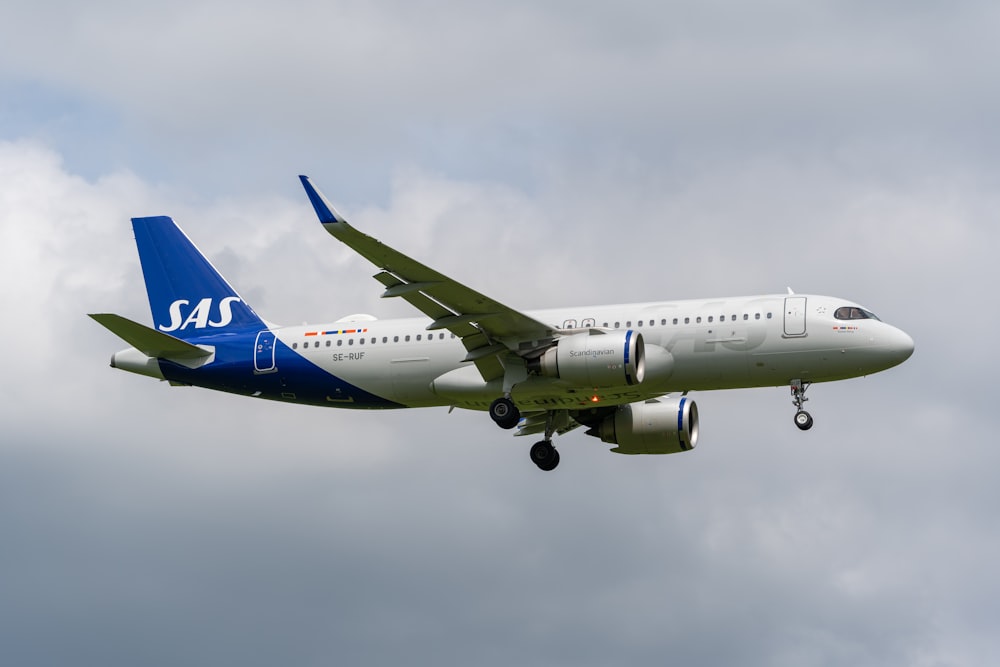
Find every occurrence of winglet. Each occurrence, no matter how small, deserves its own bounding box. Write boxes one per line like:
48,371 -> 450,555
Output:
299,175 -> 347,225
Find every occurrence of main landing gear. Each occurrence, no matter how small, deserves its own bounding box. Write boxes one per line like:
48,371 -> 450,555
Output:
530,440 -> 560,472
490,396 -> 561,471
790,379 -> 813,431
489,396 -> 520,430
528,411 -> 561,471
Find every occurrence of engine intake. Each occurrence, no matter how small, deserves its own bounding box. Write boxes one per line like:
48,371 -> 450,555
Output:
586,397 -> 699,455
530,330 -> 644,387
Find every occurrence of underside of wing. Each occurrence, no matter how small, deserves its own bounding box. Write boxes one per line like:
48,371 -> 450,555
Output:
300,176 -> 555,380
515,410 -> 583,438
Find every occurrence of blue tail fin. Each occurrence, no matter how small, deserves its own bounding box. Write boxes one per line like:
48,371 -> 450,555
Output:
132,216 -> 265,338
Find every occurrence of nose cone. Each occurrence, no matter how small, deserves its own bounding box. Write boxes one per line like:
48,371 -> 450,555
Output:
886,326 -> 915,366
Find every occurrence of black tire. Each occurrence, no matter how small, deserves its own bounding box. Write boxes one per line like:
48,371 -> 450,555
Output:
530,441 -> 560,471
794,410 -> 814,431
489,397 -> 521,429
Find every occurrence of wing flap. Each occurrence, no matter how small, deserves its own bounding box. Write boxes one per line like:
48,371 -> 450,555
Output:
515,411 -> 581,438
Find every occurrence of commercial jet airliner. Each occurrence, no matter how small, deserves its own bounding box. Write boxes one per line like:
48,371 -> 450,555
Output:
91,176 -> 914,471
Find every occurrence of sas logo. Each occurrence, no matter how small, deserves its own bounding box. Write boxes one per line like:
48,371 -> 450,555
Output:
160,297 -> 242,332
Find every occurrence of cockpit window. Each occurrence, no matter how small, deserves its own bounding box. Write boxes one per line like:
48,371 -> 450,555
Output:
834,306 -> 880,321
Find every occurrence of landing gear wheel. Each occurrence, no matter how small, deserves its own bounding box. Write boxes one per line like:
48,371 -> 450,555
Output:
489,397 -> 521,430
530,440 -> 560,471
790,380 -> 814,432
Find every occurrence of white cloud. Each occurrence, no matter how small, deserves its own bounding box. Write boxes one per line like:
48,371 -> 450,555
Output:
0,135 -> 996,666
2,2 -> 1000,664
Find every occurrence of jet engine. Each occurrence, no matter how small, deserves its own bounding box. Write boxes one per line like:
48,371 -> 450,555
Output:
586,397 -> 698,455
529,330 -> 644,387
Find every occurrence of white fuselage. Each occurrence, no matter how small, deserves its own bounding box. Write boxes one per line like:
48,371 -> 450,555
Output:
269,293 -> 913,411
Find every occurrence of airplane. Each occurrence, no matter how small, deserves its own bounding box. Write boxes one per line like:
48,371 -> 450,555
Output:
90,175 -> 915,471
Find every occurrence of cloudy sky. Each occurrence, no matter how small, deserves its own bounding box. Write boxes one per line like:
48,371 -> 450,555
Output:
1,1 -> 997,665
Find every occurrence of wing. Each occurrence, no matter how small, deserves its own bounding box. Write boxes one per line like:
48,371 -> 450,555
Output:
300,176 -> 556,381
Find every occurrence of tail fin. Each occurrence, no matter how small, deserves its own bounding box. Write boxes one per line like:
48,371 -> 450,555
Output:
132,216 -> 265,338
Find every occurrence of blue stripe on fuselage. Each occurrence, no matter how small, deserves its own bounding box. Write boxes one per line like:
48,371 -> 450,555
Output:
156,331 -> 403,409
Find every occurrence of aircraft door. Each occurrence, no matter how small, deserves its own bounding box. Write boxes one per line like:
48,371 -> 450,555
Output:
254,330 -> 277,373
783,297 -> 807,337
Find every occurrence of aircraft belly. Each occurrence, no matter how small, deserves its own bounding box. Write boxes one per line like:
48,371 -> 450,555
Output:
237,339 -> 402,408
319,347 -> 462,406
749,343 -> 867,383
387,356 -> 456,407
661,341 -> 752,390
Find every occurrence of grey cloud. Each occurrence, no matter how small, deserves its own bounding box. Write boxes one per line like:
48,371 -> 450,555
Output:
1,3 -> 999,665
4,1 -> 1000,194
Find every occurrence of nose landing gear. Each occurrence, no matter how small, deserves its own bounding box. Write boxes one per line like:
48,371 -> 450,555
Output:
790,379 -> 813,430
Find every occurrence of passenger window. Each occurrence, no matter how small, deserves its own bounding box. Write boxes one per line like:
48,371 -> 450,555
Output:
696,317 -> 702,323
672,318 -> 678,325
326,340 -> 331,347
405,335 -> 411,342
767,313 -> 773,319
626,321 -> 632,327
393,336 -> 399,343
314,341 -> 320,348
337,339 -> 343,346
348,338 -> 354,345
755,313 -> 761,320
684,317 -> 690,324
382,337 -> 388,343
614,322 -> 620,328
292,342 -> 298,349
743,314 -> 749,321
708,316 -> 713,323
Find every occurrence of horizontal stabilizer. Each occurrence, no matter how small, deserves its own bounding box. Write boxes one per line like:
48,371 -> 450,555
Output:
89,313 -> 213,360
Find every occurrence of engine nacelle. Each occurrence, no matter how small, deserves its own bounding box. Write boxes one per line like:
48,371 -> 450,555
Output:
586,397 -> 699,455
531,330 -> 644,387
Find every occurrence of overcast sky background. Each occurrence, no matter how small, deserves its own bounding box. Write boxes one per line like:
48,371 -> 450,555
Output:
1,1 -> 997,665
